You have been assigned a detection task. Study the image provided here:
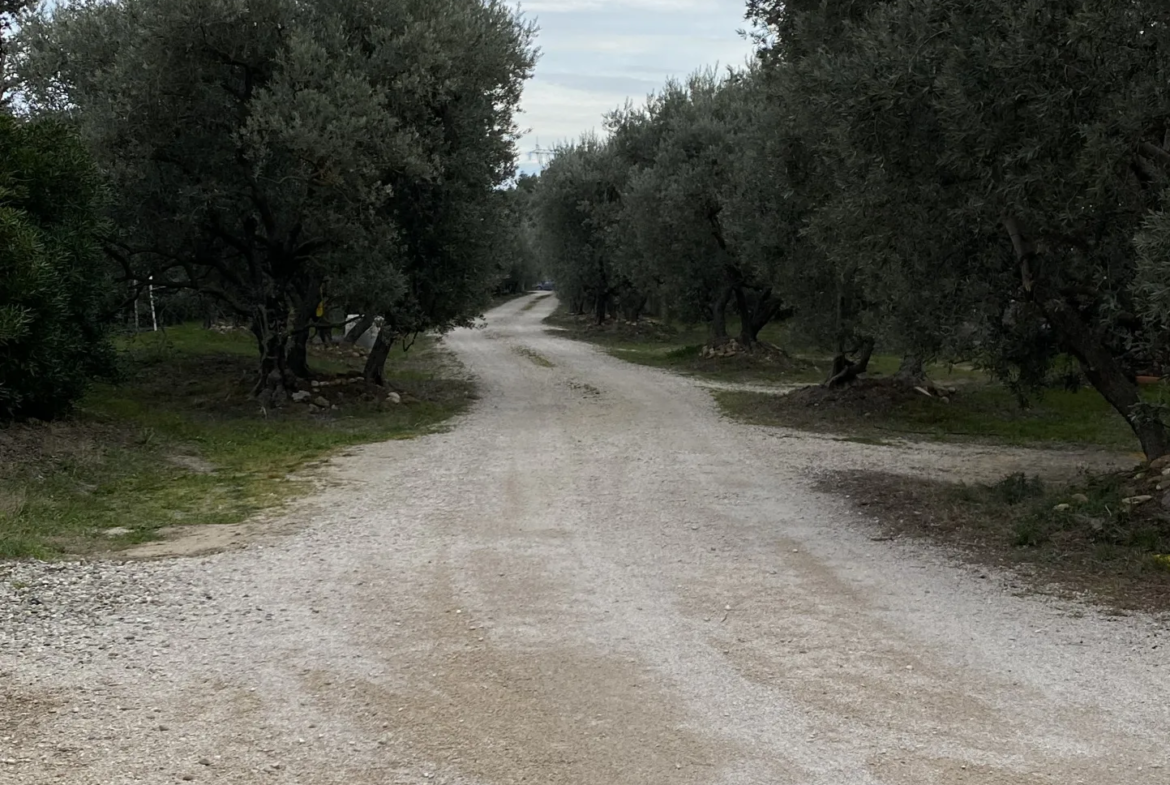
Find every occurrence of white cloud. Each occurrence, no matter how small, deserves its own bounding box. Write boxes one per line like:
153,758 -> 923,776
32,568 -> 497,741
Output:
513,0 -> 755,169
520,0 -> 716,13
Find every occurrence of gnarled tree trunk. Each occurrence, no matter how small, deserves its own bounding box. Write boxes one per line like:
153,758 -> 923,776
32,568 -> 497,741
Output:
624,294 -> 648,322
825,337 -> 875,388
285,275 -> 324,380
708,287 -> 731,346
733,286 -> 791,349
1005,215 -> 1169,460
251,298 -> 296,405
363,327 -> 399,386
594,289 -> 608,325
343,313 -> 375,345
894,353 -> 927,385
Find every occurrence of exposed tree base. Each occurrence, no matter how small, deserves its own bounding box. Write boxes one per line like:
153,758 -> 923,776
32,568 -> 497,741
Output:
700,338 -> 791,360
791,377 -> 957,417
254,368 -> 297,409
363,330 -> 395,386
825,338 -> 875,388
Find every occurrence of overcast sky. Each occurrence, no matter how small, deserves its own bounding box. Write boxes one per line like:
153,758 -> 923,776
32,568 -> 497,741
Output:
513,1 -> 756,175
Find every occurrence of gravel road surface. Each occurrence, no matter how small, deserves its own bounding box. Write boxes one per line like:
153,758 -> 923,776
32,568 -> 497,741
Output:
2,294 -> 1167,784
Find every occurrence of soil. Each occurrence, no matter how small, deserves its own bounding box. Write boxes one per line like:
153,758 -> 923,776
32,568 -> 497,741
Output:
785,377 -> 946,417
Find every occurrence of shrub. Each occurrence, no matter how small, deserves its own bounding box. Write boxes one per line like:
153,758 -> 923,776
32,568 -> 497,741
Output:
0,114 -> 113,420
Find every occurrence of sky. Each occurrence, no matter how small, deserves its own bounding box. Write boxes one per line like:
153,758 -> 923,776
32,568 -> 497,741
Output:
512,1 -> 756,175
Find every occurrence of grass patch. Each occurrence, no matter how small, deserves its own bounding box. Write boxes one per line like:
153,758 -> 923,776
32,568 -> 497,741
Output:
716,378 -> 1150,451
512,345 -> 555,368
0,324 -> 474,559
822,468 -> 1170,612
544,308 -> 820,384
545,304 -> 1156,453
544,305 -> 978,387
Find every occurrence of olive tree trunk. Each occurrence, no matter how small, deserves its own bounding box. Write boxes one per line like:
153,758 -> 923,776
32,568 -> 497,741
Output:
363,327 -> 400,386
251,298 -> 296,405
708,287 -> 731,346
1005,216 -> 1169,460
343,313 -> 375,345
894,354 -> 927,385
825,337 -> 875,388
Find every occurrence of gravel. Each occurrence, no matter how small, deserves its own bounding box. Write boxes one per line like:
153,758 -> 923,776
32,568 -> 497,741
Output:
2,293 -> 1167,785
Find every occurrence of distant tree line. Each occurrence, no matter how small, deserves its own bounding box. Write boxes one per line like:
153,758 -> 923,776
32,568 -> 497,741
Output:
1,0 -> 536,417
528,0 -> 1170,461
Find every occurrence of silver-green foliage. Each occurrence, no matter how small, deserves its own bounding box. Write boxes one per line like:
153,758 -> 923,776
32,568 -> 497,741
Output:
16,0 -> 535,386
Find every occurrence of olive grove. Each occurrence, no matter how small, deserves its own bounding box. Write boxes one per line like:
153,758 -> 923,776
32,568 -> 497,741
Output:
528,0 -> 1170,460
8,0 -> 535,407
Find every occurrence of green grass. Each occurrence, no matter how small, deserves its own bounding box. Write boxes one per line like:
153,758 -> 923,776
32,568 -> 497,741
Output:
0,324 -> 474,559
543,305 -> 1160,453
715,381 -> 1162,452
543,305 -> 983,387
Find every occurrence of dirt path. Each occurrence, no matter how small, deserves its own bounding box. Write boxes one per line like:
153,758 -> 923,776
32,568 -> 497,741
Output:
2,294 -> 1166,785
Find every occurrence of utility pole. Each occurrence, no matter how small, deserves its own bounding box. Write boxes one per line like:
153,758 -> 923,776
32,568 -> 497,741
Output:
148,276 -> 158,331
527,139 -> 554,168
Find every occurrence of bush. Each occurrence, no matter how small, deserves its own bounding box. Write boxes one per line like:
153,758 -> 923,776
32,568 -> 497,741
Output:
0,114 -> 113,420
990,473 -> 1045,506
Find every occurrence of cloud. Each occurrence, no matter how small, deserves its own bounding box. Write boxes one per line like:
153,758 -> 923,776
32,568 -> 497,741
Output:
520,0 -> 718,12
538,72 -> 663,96
512,1 -> 756,168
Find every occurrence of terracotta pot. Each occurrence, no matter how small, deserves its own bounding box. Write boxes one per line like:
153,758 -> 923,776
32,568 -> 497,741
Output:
1136,375 -> 1161,386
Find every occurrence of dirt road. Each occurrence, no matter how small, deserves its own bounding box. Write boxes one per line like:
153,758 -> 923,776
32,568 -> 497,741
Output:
3,294 -> 1167,784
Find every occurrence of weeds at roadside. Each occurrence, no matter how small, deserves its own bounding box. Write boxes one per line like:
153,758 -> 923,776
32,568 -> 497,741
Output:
822,468 -> 1170,612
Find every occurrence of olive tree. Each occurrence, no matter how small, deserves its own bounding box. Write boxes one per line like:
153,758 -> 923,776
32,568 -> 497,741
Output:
532,137 -> 639,324
616,71 -> 795,348
773,0 -> 1170,457
17,0 -> 535,397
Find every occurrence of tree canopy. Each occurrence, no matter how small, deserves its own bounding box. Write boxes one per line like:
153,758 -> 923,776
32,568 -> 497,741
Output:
526,0 -> 1170,459
14,0 -> 535,400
